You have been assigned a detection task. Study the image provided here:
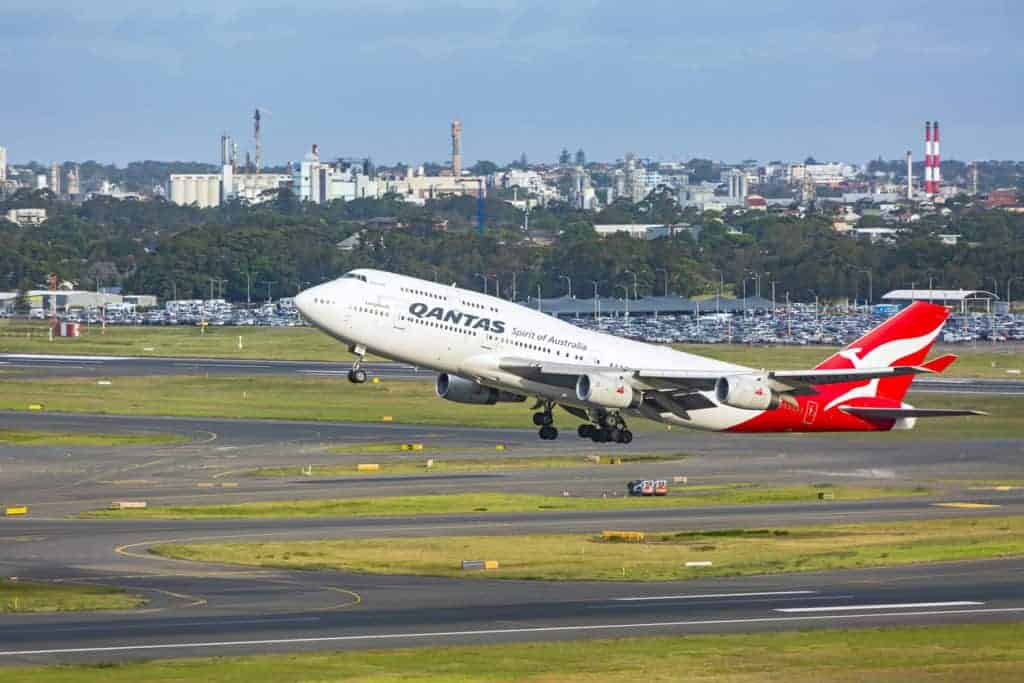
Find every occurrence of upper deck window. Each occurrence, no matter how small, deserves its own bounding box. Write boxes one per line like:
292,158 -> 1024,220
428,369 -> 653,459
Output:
341,272 -> 367,283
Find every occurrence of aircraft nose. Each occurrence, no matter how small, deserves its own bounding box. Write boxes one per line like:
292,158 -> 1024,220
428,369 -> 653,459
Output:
294,286 -> 316,319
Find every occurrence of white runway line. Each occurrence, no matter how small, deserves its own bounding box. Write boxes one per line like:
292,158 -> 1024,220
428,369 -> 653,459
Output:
2,606 -> 1021,658
614,591 -> 817,602
775,601 -> 983,613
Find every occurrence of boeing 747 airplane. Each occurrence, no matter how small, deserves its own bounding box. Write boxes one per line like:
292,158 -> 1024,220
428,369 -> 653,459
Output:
295,269 -> 982,443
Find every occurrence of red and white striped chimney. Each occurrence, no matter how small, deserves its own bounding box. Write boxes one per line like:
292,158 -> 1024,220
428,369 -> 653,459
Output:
924,121 -> 933,195
932,121 -> 941,196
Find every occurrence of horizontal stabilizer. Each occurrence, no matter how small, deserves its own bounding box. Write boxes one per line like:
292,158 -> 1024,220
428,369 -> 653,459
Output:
920,354 -> 958,373
840,406 -> 988,420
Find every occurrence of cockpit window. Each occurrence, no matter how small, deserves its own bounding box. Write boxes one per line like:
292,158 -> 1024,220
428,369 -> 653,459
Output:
341,272 -> 367,283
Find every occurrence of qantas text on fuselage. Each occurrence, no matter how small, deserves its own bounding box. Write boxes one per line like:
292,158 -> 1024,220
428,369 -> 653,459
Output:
295,269 -> 982,444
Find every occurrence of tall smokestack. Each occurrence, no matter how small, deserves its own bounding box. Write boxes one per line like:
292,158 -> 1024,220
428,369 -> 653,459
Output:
924,121 -> 933,195
451,120 -> 462,177
932,120 -> 941,196
906,150 -> 913,200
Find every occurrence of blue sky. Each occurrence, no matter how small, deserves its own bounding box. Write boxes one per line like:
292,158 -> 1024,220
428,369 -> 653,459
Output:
1,1 -> 1020,165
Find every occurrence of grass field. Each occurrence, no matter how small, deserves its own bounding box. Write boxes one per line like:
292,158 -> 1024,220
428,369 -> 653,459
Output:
8,623 -> 1024,682
0,578 -> 143,613
0,374 -> 1017,438
249,453 -> 689,477
0,429 -> 186,447
0,321 -> 377,362
152,516 -> 1023,582
1,320 -> 1020,378
88,486 -> 928,520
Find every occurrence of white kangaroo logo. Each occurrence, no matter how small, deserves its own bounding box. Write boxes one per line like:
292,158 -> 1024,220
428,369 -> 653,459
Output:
824,326 -> 943,412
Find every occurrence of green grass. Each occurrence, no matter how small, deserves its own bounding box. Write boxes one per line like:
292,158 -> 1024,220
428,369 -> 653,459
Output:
0,578 -> 144,613
152,516 -> 1024,582
0,320 -> 381,362
1,319 -> 1017,378
87,486 -> 928,520
7,623 -> 1024,682
0,374 -> 1016,437
0,429 -> 187,447
250,453 -> 689,477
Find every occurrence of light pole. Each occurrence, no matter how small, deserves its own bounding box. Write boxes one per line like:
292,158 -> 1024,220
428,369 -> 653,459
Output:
536,284 -> 542,311
589,280 -> 601,320
711,268 -> 724,314
511,272 -> 518,302
617,285 -> 630,318
430,266 -> 439,283
860,269 -> 873,308
655,268 -> 669,297
243,271 -> 251,307
559,275 -> 572,300
475,272 -> 488,295
260,280 -> 274,303
1008,276 -> 1022,315
623,270 -> 638,300
489,274 -> 501,299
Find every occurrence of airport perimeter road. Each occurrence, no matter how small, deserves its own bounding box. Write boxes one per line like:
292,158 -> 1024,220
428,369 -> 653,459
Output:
2,353 -> 1022,394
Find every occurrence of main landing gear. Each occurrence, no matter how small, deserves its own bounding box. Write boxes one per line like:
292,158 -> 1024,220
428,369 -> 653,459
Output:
347,344 -> 368,384
530,404 -> 633,444
533,402 -> 558,440
577,414 -> 633,444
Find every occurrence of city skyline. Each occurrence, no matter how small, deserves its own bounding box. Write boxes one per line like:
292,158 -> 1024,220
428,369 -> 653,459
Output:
1,1 -> 1021,165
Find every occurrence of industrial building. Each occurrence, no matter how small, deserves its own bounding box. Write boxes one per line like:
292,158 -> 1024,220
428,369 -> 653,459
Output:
169,173 -> 221,208
5,208 -> 47,226
882,289 -> 999,313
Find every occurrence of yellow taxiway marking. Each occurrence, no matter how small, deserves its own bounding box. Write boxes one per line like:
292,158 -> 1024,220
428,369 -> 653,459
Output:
932,502 -> 1001,509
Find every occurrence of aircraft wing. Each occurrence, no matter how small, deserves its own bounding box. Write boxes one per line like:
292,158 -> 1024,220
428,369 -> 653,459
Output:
840,406 -> 989,419
499,358 -> 937,393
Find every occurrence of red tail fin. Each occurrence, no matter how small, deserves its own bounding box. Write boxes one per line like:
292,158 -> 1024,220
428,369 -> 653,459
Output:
816,302 -> 950,403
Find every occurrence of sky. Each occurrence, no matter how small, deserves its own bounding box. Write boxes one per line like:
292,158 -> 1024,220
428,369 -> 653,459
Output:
1,0 -> 1021,166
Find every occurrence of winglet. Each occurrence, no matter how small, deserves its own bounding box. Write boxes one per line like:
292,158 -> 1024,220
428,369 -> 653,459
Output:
920,354 -> 958,374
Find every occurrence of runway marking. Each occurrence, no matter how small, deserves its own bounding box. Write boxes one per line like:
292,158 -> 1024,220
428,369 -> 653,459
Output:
2,607 -> 1022,657
775,601 -> 983,613
613,591 -> 816,602
933,502 -> 1000,509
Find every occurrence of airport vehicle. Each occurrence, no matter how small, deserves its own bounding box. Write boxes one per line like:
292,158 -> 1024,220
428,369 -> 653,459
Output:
295,269 -> 983,443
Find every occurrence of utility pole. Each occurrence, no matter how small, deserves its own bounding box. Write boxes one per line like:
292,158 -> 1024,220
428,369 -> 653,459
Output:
656,268 -> 668,297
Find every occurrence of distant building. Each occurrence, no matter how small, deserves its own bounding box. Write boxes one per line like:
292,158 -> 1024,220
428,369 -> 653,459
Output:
882,288 -> 997,313
986,188 -> 1019,209
0,145 -> 6,183
49,162 -> 62,195
65,165 -> 81,196
169,174 -> 221,208
5,208 -> 47,226
293,153 -> 379,204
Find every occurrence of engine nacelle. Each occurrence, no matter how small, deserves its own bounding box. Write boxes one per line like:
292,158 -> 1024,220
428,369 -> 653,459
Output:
435,374 -> 524,405
714,375 -> 781,411
576,373 -> 635,409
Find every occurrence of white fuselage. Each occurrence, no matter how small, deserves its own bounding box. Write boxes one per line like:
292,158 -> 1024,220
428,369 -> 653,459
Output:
296,269 -> 759,431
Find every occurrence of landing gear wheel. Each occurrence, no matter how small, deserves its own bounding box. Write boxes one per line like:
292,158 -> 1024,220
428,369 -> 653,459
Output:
608,428 -> 622,443
533,412 -> 553,427
591,429 -> 609,443
577,424 -> 594,439
539,425 -> 558,440
348,368 -> 368,384
621,430 -> 633,444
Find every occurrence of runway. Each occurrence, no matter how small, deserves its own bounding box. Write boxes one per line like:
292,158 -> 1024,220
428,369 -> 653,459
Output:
3,352 -> 1022,394
0,407 -> 1021,663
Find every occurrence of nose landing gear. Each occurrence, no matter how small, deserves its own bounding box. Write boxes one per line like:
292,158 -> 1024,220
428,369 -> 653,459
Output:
347,344 -> 368,384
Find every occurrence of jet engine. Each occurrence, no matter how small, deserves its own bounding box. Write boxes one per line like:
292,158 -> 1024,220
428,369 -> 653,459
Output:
576,373 -> 635,409
714,375 -> 781,411
435,373 -> 524,405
